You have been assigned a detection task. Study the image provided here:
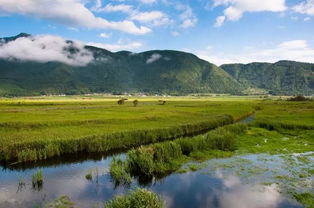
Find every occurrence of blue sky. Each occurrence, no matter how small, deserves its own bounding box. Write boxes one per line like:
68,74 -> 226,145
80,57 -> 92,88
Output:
0,0 -> 314,65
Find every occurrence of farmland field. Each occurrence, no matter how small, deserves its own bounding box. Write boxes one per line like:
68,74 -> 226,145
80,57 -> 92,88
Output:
0,95 -> 313,208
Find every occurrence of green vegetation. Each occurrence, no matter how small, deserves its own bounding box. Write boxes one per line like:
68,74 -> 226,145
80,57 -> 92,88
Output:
253,100 -> 314,130
0,95 -> 313,208
133,99 -> 139,107
0,34 -> 243,96
221,60 -> 314,95
0,98 -> 254,162
110,157 -> 132,185
104,188 -> 163,208
32,169 -> 43,189
293,193 -> 314,208
109,123 -> 247,182
236,127 -> 313,154
85,170 -> 93,181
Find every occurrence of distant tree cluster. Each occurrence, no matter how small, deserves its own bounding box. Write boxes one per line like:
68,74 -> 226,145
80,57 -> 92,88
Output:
116,99 -> 167,106
287,95 -> 312,101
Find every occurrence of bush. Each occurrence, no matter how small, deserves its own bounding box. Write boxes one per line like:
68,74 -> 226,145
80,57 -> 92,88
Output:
104,188 -> 164,208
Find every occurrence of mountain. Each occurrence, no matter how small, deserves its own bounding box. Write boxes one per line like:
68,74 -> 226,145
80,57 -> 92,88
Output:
221,61 -> 314,95
0,34 -> 244,96
0,32 -> 31,44
1,34 -> 313,96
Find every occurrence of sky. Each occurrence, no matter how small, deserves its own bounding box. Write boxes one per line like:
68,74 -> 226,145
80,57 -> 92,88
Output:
0,0 -> 314,65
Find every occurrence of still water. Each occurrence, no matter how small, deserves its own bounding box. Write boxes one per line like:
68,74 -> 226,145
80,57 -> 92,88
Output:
0,152 -> 306,208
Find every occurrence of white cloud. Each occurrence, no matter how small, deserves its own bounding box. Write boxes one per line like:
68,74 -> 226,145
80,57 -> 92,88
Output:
171,31 -> 180,37
293,0 -> 314,15
176,4 -> 198,28
214,16 -> 226,27
130,11 -> 171,26
140,0 -> 157,4
196,40 -> 314,65
99,32 -> 111,38
213,0 -> 286,26
146,53 -> 162,64
87,41 -> 143,51
92,2 -> 133,14
304,17 -> 311,21
214,172 -> 286,208
278,40 -> 307,48
0,35 -> 93,66
0,0 -> 151,35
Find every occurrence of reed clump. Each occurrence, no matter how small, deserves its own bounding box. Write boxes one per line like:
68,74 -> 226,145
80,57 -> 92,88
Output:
32,169 -> 43,189
110,157 -> 132,185
110,123 -> 248,182
104,188 -> 164,208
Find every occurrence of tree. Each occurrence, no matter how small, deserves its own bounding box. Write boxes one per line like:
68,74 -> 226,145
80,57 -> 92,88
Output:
158,100 -> 166,105
117,98 -> 128,105
133,99 -> 139,107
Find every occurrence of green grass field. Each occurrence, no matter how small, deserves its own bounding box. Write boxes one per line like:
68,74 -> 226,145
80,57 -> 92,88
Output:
0,95 -> 313,163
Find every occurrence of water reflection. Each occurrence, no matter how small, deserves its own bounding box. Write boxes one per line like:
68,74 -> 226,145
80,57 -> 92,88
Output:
0,154 -> 302,208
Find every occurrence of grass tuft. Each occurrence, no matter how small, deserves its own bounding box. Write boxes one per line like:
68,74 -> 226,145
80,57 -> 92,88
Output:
104,188 -> 164,208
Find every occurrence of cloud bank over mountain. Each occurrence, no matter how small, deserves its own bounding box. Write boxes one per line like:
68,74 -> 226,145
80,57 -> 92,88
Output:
0,35 -> 93,66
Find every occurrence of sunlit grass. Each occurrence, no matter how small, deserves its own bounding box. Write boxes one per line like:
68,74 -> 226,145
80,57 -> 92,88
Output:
0,98 -> 255,162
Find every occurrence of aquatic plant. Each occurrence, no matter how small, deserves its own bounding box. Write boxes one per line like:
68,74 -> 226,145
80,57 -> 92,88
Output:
32,169 -> 43,189
110,157 -> 132,185
104,188 -> 164,208
293,193 -> 314,208
85,170 -> 93,181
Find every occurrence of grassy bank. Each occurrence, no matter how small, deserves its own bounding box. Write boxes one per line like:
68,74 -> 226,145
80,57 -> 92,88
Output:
0,98 -> 255,162
109,123 -> 247,182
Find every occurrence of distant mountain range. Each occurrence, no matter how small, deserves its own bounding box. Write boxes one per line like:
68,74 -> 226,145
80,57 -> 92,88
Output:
0,33 -> 313,96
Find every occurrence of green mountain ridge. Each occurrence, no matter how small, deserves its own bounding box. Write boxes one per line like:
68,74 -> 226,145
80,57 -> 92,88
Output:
0,33 -> 313,96
0,34 -> 243,96
221,61 -> 314,95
